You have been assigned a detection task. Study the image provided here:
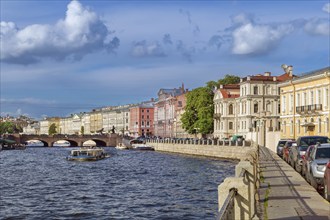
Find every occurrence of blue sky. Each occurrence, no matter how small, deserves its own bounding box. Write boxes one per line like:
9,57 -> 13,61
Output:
1,0 -> 329,119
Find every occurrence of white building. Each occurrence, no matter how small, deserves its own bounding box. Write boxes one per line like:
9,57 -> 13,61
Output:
214,69 -> 293,149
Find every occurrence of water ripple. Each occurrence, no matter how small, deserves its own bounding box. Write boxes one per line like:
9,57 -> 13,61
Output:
0,147 -> 236,219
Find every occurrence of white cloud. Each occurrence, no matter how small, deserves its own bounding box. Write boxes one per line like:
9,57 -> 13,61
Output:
323,3 -> 330,13
0,0 -> 119,64
304,18 -> 330,36
232,22 -> 294,55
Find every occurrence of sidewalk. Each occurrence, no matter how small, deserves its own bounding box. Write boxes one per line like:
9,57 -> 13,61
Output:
257,146 -> 330,220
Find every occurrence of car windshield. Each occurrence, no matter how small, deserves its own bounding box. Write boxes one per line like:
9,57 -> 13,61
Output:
286,142 -> 295,147
300,137 -> 329,147
299,146 -> 308,151
315,148 -> 330,159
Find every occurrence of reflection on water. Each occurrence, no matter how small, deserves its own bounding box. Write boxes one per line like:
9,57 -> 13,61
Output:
0,147 -> 236,219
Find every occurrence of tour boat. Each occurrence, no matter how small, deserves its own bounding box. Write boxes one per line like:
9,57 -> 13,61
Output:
66,147 -> 109,161
131,143 -> 154,151
115,143 -> 128,150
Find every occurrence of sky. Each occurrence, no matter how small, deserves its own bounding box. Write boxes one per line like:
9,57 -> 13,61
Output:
1,0 -> 329,119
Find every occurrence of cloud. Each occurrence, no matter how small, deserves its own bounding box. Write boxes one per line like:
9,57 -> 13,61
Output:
176,40 -> 195,62
232,22 -> 295,55
131,40 -> 166,57
179,9 -> 200,36
163,34 -> 173,45
323,3 -> 330,13
304,18 -> 330,36
0,0 -> 119,64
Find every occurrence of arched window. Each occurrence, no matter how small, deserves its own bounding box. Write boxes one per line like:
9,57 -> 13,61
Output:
229,104 -> 234,115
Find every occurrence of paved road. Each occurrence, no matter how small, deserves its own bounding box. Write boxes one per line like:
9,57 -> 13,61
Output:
257,146 -> 330,220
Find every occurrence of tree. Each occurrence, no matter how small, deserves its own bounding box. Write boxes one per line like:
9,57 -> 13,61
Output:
217,74 -> 240,86
181,87 -> 214,135
49,123 -> 57,135
0,122 -> 15,134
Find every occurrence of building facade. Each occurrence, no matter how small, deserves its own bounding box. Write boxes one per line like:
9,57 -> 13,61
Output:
214,68 -> 293,150
129,103 -> 154,137
154,84 -> 187,137
279,67 -> 330,138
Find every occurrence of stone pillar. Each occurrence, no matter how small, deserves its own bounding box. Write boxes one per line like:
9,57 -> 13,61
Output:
218,176 -> 250,220
235,161 -> 256,219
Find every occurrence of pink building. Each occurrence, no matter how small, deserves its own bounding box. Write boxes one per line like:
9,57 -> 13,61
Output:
129,103 -> 154,137
154,84 -> 188,137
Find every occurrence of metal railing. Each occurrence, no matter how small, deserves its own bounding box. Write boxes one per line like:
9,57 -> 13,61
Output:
218,188 -> 237,220
218,169 -> 247,220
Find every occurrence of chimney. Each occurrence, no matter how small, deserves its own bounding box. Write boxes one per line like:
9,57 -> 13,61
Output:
264,72 -> 271,76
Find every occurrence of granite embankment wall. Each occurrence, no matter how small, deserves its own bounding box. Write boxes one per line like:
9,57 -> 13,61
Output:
149,142 -> 256,161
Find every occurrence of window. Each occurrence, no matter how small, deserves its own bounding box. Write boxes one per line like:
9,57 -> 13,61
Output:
142,115 -> 144,119
297,93 -> 300,106
229,104 -> 234,115
142,110 -> 144,113
326,89 -> 329,107
283,121 -> 286,133
229,122 -> 233,130
178,101 -> 182,107
142,121 -> 144,126
303,92 -> 307,105
290,120 -> 293,135
290,94 -> 293,112
318,118 -> 321,133
254,86 -> 258,95
147,109 -> 149,113
266,102 -> 271,112
282,96 -> 286,112
297,120 -> 300,134
147,121 -> 150,126
317,90 -> 321,104
254,102 -> 258,113
310,91 -> 314,105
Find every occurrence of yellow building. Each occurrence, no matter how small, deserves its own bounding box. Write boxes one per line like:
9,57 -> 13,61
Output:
279,67 -> 330,139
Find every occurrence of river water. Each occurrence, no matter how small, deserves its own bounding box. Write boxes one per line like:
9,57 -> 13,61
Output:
0,147 -> 236,220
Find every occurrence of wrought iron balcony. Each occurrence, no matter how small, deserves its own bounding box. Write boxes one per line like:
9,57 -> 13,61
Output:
296,104 -> 322,114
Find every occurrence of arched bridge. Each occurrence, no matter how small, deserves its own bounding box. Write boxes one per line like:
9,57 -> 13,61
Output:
9,134 -> 118,147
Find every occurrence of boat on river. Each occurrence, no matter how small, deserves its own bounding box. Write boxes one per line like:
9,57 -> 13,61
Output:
66,147 -> 109,161
115,143 -> 128,150
131,144 -> 154,151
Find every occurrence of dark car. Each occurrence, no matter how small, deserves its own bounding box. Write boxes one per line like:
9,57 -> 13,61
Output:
292,136 -> 329,173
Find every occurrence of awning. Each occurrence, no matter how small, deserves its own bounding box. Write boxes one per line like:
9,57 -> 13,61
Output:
0,138 -> 16,144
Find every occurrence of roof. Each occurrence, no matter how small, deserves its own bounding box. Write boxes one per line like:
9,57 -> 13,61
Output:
158,88 -> 185,97
241,72 -> 294,82
219,89 -> 240,99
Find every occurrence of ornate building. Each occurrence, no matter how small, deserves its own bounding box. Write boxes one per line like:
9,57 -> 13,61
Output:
214,67 -> 293,150
279,66 -> 330,139
153,84 -> 188,137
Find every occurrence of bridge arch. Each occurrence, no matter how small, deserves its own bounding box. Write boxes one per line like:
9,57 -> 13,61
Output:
51,139 -> 78,147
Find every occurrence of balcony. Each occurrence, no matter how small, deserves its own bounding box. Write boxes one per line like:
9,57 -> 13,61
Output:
213,113 -> 221,119
296,104 -> 322,114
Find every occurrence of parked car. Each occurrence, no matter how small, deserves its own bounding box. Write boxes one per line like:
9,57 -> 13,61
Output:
277,139 -> 293,158
282,141 -> 296,163
306,143 -> 330,190
301,145 -> 315,178
231,135 -> 244,142
291,136 -> 329,173
323,160 -> 330,201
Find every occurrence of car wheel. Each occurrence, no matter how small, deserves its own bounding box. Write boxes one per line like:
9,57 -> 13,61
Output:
310,174 -> 318,189
295,161 -> 301,173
